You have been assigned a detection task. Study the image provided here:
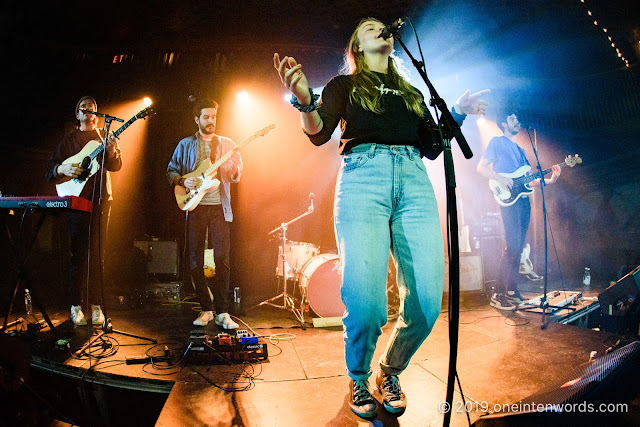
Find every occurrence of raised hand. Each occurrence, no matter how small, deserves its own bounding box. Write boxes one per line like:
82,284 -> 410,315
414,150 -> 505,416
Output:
274,53 -> 311,105
456,89 -> 490,115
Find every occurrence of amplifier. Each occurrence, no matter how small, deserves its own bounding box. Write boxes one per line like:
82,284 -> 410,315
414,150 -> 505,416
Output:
133,240 -> 179,276
444,255 -> 484,292
146,282 -> 183,301
471,213 -> 502,237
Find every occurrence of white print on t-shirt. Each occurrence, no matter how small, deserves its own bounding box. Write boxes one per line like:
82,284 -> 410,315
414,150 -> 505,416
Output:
375,83 -> 403,96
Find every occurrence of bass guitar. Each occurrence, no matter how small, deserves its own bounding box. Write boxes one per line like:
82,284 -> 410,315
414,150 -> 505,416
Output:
56,106 -> 154,197
174,123 -> 276,211
489,155 -> 582,207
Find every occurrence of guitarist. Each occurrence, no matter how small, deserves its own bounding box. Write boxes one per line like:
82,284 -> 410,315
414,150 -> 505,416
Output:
476,111 -> 560,311
45,96 -> 122,326
167,99 -> 242,329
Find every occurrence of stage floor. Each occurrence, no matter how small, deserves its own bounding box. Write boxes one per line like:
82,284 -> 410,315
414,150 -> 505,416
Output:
3,283 -> 640,426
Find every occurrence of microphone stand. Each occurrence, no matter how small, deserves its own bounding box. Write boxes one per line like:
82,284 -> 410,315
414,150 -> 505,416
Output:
393,33 -> 470,427
78,111 -> 156,361
249,196 -> 314,329
524,129 -> 565,329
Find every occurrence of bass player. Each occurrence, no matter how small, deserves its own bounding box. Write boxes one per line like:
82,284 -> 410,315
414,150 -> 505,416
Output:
477,111 -> 561,311
167,98 -> 242,328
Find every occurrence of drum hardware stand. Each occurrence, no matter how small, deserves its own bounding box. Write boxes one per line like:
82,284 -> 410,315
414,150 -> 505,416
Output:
249,194 -> 315,328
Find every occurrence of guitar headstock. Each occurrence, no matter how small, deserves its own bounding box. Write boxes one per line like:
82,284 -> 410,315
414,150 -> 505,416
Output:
565,154 -> 582,167
136,106 -> 156,120
257,123 -> 277,136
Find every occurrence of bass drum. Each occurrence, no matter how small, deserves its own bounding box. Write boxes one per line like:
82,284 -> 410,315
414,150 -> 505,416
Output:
299,253 -> 345,318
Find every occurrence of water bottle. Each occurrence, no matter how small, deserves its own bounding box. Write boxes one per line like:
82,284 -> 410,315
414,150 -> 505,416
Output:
24,289 -> 32,315
583,267 -> 591,286
233,287 -> 241,315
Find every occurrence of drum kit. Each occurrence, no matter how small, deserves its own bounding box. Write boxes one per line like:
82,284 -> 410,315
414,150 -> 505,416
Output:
252,193 -> 345,326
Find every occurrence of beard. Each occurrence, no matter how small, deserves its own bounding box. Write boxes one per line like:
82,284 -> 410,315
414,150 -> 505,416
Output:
200,124 -> 215,134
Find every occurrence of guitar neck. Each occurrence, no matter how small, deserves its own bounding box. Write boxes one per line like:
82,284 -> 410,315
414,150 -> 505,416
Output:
203,128 -> 272,177
87,115 -> 140,160
520,162 -> 565,185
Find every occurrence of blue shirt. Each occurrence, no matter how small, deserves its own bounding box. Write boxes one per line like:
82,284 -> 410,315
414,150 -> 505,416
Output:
481,136 -> 529,174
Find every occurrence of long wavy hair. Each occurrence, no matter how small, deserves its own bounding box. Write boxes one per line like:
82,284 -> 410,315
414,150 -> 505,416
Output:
341,18 -> 425,118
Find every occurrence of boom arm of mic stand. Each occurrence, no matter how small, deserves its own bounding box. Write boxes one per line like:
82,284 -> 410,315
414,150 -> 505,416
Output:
267,203 -> 314,236
394,35 -> 473,159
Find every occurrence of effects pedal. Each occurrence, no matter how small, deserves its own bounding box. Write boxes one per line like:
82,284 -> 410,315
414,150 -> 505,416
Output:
186,330 -> 267,364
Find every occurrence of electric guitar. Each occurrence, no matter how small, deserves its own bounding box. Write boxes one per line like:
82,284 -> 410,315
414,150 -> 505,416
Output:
56,106 -> 154,197
174,123 -> 276,211
488,155 -> 582,207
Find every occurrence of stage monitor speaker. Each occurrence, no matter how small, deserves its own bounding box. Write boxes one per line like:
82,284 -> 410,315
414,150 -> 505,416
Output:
133,240 -> 179,277
599,265 -> 640,316
598,266 -> 640,335
472,341 -> 640,426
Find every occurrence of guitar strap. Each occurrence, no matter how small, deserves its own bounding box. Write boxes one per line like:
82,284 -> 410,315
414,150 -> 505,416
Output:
517,145 -> 529,168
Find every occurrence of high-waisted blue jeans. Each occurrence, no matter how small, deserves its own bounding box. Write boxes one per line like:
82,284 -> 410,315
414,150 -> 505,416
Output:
334,143 -> 444,381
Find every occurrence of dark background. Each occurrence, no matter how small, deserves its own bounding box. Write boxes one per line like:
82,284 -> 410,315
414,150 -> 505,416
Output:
1,0 -> 639,308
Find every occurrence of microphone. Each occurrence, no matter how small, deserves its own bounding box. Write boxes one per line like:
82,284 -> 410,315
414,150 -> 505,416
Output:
79,109 -> 123,122
378,18 -> 404,40
309,192 -> 315,213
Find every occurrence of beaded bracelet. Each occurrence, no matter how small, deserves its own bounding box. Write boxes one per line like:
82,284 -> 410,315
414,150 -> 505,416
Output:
290,88 -> 320,113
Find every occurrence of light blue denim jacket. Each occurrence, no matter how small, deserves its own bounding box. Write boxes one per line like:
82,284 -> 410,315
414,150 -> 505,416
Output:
166,133 -> 242,222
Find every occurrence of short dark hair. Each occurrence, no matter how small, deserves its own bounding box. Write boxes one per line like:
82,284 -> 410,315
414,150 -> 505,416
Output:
497,110 -> 517,131
193,99 -> 218,118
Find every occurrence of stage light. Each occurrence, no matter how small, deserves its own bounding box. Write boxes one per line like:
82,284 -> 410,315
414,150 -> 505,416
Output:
143,97 -> 153,107
237,91 -> 249,103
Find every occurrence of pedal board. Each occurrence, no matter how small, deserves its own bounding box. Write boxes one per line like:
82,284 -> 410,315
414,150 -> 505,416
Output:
186,329 -> 268,364
521,291 -> 583,313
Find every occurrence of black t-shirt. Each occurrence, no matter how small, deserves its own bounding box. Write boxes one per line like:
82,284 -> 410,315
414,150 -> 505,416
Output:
306,72 -> 465,159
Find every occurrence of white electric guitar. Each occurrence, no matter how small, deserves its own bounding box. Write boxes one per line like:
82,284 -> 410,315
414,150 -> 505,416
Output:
174,123 -> 276,211
488,155 -> 582,207
56,107 -> 154,197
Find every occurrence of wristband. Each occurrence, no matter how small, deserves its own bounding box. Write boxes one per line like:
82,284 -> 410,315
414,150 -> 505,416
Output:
290,88 -> 320,113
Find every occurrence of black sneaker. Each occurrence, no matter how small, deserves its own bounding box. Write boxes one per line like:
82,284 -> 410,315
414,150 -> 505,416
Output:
505,290 -> 526,305
349,379 -> 377,419
376,371 -> 406,415
490,293 -> 517,311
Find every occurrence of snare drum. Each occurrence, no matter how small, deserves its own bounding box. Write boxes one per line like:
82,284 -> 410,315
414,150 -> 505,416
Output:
299,253 -> 345,318
278,241 -> 319,277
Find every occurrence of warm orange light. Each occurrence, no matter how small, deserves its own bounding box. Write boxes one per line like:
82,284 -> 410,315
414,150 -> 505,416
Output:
237,91 -> 249,103
143,97 -> 153,107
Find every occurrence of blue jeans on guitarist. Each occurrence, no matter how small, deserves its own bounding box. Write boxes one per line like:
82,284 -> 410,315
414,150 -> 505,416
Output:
498,197 -> 530,304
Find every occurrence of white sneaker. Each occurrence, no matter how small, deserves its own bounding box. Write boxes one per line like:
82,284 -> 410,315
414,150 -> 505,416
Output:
91,305 -> 105,325
71,305 -> 87,326
215,313 -> 239,330
193,310 -> 214,326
